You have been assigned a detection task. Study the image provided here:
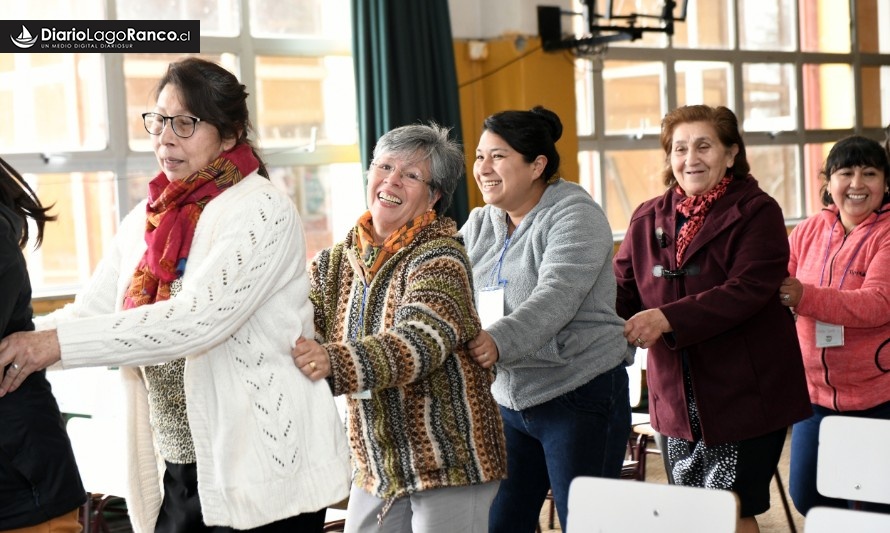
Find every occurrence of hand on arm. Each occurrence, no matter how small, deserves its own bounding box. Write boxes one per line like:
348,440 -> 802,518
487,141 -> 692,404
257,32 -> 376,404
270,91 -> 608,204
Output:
292,336 -> 331,381
467,330 -> 499,369
624,309 -> 672,349
0,329 -> 61,396
779,277 -> 803,307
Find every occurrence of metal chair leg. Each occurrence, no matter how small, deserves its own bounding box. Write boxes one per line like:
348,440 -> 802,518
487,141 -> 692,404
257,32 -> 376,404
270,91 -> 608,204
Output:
773,468 -> 797,533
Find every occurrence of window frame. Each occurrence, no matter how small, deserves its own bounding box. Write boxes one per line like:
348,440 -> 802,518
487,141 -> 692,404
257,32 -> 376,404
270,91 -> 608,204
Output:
7,0 -> 358,297
575,0 -> 889,238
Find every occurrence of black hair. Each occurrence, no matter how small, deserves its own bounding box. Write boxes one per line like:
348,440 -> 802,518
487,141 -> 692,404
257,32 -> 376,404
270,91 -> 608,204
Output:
0,157 -> 56,248
482,106 -> 563,182
818,135 -> 890,206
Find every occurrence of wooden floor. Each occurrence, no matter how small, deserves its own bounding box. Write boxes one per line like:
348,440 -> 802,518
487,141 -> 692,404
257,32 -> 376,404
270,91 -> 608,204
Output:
538,427 -> 805,532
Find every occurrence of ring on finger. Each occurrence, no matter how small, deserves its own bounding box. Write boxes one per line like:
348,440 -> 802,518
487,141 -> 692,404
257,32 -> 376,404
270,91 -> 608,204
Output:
11,362 -> 20,371
309,361 -> 317,370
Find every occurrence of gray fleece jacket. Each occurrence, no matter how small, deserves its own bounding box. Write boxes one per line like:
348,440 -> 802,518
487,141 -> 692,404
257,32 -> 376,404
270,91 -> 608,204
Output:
461,179 -> 633,410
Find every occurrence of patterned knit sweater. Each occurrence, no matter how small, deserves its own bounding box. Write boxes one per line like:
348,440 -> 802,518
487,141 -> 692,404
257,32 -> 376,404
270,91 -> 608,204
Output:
310,216 -> 507,499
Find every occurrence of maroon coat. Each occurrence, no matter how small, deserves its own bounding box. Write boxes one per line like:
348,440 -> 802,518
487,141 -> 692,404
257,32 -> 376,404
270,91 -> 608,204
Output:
614,175 -> 811,445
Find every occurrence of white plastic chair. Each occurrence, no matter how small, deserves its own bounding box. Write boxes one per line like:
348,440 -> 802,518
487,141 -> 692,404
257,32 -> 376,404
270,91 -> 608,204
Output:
805,506 -> 890,533
58,368 -> 130,531
628,347 -> 647,409
816,416 -> 890,507
565,476 -> 738,533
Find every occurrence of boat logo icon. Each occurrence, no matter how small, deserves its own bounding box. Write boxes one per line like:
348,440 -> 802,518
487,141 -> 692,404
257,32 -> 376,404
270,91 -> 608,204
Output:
11,25 -> 38,49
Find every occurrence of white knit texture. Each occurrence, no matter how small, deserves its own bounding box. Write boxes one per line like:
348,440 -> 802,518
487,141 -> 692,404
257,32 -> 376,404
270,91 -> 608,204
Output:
42,174 -> 350,531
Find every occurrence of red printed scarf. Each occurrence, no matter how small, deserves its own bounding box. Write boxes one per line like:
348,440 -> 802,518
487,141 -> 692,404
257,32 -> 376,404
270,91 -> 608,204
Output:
674,175 -> 732,264
123,143 -> 258,309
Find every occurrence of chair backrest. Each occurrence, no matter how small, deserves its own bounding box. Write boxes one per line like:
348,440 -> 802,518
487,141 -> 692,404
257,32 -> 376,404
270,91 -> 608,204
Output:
817,416 -> 890,505
60,367 -> 129,499
805,506 -> 890,533
628,348 -> 647,408
566,476 -> 738,533
66,415 -> 129,499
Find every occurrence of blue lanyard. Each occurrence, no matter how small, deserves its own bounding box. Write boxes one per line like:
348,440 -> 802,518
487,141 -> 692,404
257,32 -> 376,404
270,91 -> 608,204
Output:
818,216 -> 877,289
486,234 -> 511,288
350,281 -> 369,341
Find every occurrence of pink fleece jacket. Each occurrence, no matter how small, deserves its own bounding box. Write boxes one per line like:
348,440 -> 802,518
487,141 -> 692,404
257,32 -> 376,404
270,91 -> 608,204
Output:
788,205 -> 890,411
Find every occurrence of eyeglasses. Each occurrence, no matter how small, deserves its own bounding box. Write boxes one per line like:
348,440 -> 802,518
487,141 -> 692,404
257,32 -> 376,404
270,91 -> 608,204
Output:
369,162 -> 429,186
142,112 -> 202,138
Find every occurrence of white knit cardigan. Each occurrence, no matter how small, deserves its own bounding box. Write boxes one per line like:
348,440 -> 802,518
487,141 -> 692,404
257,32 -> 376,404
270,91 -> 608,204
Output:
37,173 -> 350,532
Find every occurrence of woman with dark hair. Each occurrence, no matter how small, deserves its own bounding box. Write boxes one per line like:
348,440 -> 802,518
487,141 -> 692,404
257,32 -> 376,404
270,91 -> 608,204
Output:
614,104 -> 812,533
0,57 -> 350,533
781,135 -> 890,515
292,122 -> 506,533
0,157 -> 86,532
461,106 -> 633,532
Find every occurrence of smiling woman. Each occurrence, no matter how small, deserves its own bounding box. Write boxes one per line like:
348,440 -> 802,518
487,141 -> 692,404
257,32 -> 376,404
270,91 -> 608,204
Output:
291,122 -> 507,532
782,135 -> 890,517
461,106 -> 633,533
365,157 -> 439,241
614,104 -> 812,533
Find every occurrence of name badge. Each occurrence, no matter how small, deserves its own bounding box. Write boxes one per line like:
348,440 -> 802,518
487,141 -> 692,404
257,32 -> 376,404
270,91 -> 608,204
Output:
478,286 -> 505,329
815,321 -> 844,348
351,390 -> 372,400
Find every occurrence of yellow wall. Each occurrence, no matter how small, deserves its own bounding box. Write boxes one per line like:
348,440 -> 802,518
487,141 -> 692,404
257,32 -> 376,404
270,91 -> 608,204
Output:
454,36 -> 578,210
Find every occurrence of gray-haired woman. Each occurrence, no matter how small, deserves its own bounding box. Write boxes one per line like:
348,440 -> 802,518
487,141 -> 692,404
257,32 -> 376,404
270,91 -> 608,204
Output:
293,123 -> 507,533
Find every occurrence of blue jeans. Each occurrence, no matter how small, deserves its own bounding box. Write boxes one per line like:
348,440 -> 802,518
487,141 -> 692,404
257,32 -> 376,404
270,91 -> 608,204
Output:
790,402 -> 890,515
488,364 -> 631,533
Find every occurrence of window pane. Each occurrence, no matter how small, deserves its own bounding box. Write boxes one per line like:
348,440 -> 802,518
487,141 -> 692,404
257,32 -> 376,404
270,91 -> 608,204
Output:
742,63 -> 797,132
672,0 -> 732,49
255,55 -> 358,149
116,0 -> 239,36
578,150 -> 601,201
24,172 -> 118,293
575,58 -> 595,136
9,0 -> 103,18
861,66 -> 890,128
123,167 -> 154,214
600,149 -> 665,233
249,0 -> 351,38
748,144 -> 801,219
739,0 -> 796,51
799,0 -> 850,53
803,142 -> 833,216
124,53 -> 229,152
0,55 -> 107,153
268,163 -> 364,259
857,0 -> 890,53
803,64 -> 854,130
603,60 -> 663,136
676,61 -> 731,108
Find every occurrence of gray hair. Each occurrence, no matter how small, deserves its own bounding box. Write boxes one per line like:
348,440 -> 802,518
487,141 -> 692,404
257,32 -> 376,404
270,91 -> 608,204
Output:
372,122 -> 464,216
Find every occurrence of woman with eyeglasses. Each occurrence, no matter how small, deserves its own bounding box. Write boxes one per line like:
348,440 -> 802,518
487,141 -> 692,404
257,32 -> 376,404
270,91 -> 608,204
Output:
613,105 -> 811,533
291,123 -> 507,532
0,157 -> 86,533
0,57 -> 350,533
460,106 -> 633,532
